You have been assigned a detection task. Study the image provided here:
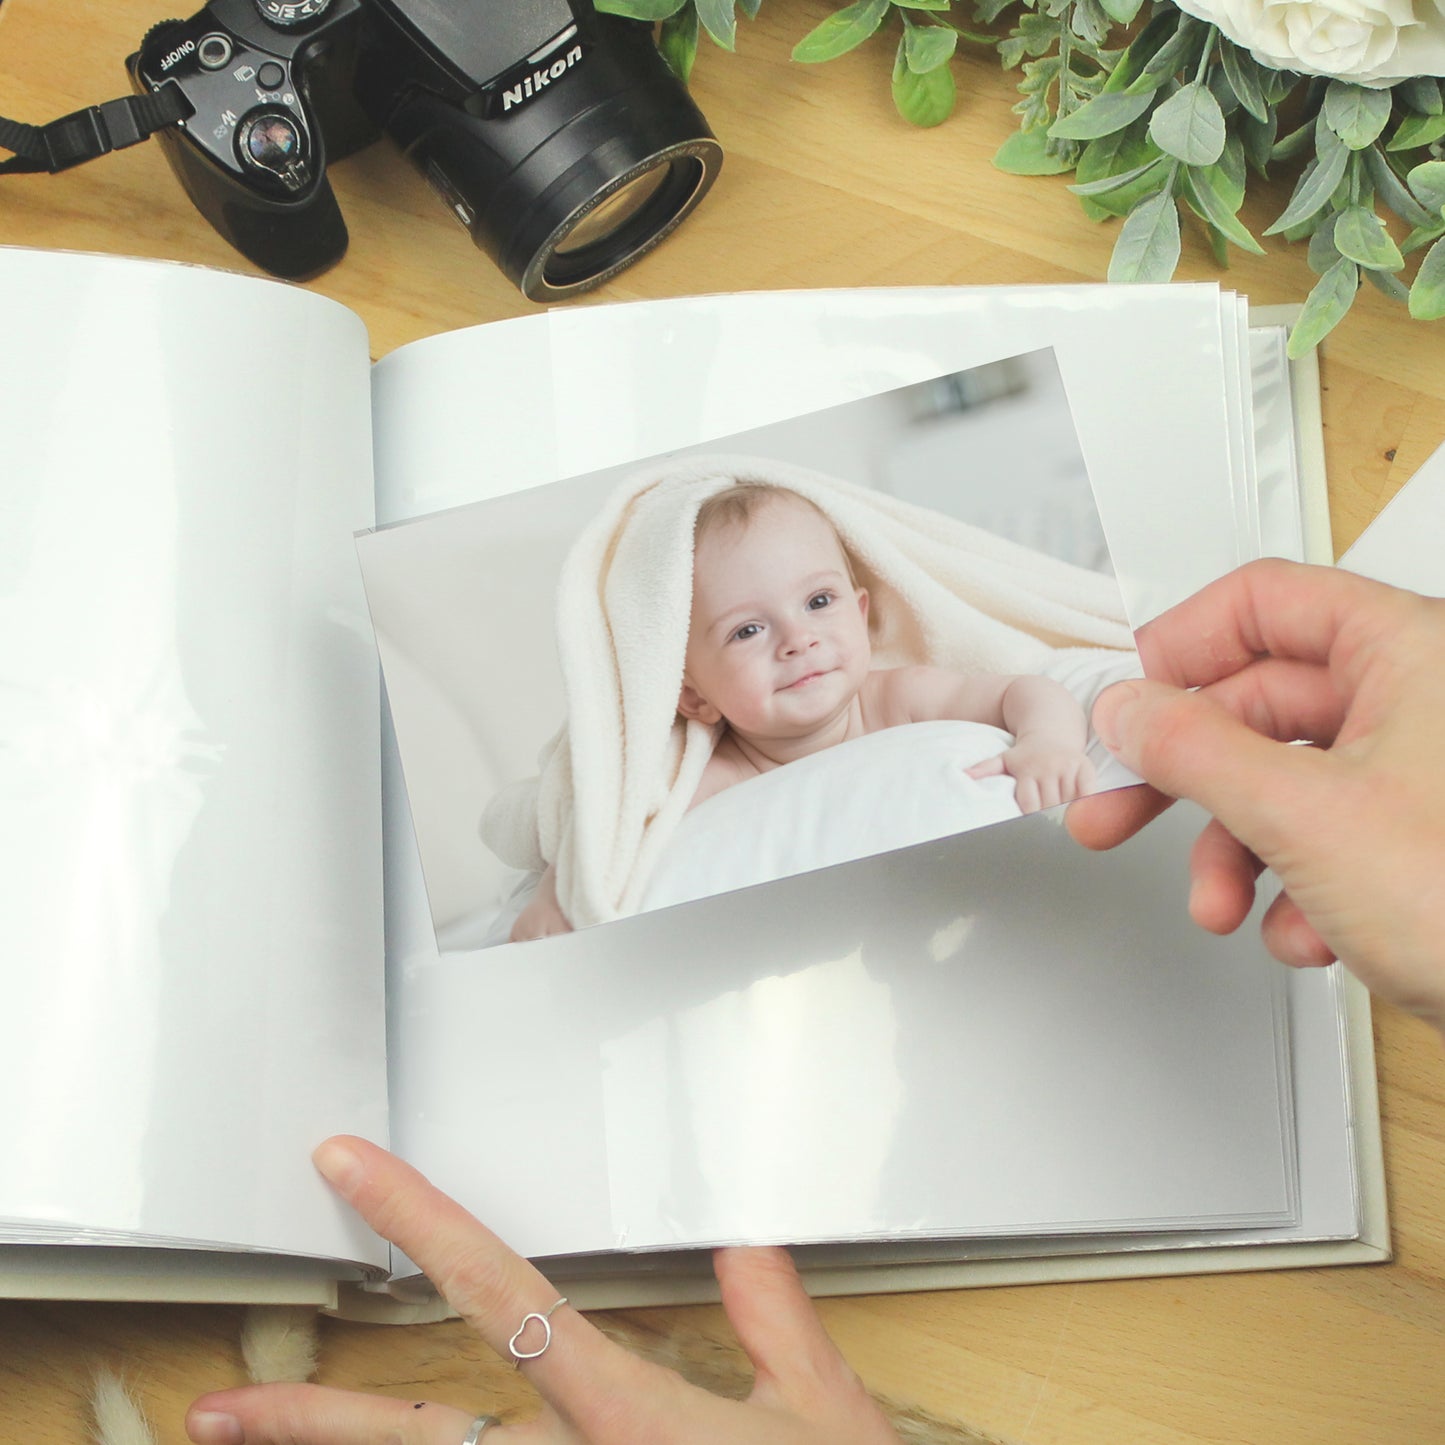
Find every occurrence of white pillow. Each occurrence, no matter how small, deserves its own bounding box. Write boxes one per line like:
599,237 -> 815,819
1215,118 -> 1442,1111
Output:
641,720 -> 1022,913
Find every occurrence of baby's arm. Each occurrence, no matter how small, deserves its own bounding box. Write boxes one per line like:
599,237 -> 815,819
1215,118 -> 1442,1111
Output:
510,862 -> 574,942
875,667 -> 1095,812
976,674 -> 1095,812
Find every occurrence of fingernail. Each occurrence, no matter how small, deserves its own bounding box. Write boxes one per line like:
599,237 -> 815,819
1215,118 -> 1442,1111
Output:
1093,681 -> 1143,754
312,1137 -> 363,1196
187,1411 -> 244,1445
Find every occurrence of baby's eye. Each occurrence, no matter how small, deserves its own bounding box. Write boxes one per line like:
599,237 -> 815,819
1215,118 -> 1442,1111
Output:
730,622 -> 763,642
806,592 -> 834,611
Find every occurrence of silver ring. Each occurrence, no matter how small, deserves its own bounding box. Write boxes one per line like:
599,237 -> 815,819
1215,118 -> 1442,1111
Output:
461,1417 -> 500,1444
507,1296 -> 569,1367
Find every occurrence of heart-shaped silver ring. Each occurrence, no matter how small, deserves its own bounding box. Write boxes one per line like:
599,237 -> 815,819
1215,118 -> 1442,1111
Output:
507,1296 -> 568,1366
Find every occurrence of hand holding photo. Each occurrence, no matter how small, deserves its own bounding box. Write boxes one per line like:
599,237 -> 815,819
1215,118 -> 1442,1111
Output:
356,349 -> 1143,950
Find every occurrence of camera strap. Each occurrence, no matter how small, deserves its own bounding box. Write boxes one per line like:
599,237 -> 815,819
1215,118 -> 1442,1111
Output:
0,84 -> 194,175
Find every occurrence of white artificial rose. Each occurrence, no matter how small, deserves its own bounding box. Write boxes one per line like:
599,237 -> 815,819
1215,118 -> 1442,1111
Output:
1172,0 -> 1445,85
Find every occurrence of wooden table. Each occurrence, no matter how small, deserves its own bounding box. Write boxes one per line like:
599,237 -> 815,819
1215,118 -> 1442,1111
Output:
2,3 -> 1443,1442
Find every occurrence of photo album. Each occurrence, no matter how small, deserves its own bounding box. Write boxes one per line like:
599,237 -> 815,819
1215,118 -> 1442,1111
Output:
0,245 -> 1387,1315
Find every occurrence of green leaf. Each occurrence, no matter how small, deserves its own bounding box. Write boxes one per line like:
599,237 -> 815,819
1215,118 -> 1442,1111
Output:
1364,266 -> 1410,301
1307,214 -> 1341,274
1070,155 -> 1167,195
791,0 -> 889,63
695,0 -> 737,50
1395,76 -> 1443,116
1098,0 -> 1145,23
1070,0 -> 1114,47
1108,181 -> 1182,282
1102,9 -> 1178,94
1261,65 -> 1298,107
1408,236 -> 1445,318
903,22 -> 957,73
658,2 -> 700,80
1402,223 -> 1445,254
1266,130 -> 1351,234
1364,147 -> 1439,230
1322,80 -> 1393,150
1131,13 -> 1206,93
994,128 -> 1077,175
737,0 -> 761,13
1241,109 -> 1276,176
892,37 -> 956,126
893,0 -> 952,8
595,0 -> 686,17
1183,164 -> 1265,254
1407,160 -> 1445,216
1387,111 -> 1445,151
1073,128 -> 1167,217
1149,81 -> 1226,166
1288,258 -> 1359,358
1219,40 -> 1269,123
1332,205 -> 1404,270
1049,88 -> 1155,141
1271,119 -> 1314,163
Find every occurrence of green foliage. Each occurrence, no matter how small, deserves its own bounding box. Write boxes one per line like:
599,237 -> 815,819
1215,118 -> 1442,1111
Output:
637,0 -> 1445,347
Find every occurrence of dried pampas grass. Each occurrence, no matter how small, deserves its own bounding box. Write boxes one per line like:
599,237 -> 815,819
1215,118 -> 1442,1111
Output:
241,1305 -> 321,1383
91,1371 -> 156,1445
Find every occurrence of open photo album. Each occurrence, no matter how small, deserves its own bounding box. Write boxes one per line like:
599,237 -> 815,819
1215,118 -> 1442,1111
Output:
0,246 -> 1386,1313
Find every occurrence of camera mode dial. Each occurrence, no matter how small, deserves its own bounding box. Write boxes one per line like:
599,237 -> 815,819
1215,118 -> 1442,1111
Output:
253,0 -> 334,27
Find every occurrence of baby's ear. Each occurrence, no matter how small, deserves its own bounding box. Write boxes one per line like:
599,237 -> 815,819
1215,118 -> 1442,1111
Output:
678,680 -> 722,726
856,586 -> 870,621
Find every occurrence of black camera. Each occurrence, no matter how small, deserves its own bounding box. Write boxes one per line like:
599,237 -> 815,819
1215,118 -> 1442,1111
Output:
127,0 -> 723,298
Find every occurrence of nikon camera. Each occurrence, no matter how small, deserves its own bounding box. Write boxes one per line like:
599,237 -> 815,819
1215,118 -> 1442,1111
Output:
129,0 -> 723,299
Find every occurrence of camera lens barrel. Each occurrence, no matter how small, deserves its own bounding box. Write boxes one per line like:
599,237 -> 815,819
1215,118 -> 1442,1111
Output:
381,14 -> 722,300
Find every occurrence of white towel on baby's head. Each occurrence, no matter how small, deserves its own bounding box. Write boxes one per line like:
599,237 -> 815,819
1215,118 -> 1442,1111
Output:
480,454 -> 1134,930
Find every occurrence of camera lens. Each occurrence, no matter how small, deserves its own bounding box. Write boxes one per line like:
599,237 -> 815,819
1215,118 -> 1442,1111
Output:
551,162 -> 670,255
535,151 -> 709,295
374,13 -> 722,302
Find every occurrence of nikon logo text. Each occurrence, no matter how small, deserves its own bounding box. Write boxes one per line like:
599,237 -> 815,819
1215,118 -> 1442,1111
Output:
160,39 -> 197,71
501,45 -> 583,111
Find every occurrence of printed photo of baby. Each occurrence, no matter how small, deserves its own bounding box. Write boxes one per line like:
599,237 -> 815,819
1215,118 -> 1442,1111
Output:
356,350 -> 1144,951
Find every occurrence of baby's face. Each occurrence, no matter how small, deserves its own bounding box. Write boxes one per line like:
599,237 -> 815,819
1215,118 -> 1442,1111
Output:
680,493 -> 870,740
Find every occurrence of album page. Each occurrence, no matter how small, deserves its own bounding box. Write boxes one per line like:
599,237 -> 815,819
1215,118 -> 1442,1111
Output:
0,248 -> 390,1272
362,288 -> 1315,1266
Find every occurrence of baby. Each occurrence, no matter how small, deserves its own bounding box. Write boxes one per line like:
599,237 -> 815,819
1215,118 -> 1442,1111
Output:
512,483 -> 1095,941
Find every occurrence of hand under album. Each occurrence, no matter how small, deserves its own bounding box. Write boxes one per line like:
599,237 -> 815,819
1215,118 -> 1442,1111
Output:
185,1136 -> 904,1445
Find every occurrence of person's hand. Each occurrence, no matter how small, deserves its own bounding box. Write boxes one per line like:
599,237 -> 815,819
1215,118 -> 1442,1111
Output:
1066,559 -> 1445,1037
970,740 -> 1096,813
185,1136 -> 902,1445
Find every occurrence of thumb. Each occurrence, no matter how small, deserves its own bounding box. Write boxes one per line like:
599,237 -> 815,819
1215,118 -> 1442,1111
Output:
1092,679 -> 1320,863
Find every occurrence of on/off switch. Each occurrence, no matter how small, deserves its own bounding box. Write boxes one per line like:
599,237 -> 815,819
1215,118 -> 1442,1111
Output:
257,61 -> 286,90
197,33 -> 233,69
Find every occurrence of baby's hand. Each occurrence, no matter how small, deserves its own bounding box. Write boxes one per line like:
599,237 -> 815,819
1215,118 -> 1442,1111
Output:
969,740 -> 1096,814
509,864 -> 574,943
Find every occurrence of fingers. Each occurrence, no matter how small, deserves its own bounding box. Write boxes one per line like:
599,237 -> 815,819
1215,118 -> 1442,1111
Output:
965,755 -> 1006,779
1261,890 -> 1338,968
714,1249 -> 895,1439
714,1248 -> 847,1395
185,1384 -> 486,1445
1068,656 -> 1341,852
1188,817 -> 1265,935
1066,782 -> 1174,850
1087,678 -> 1323,864
1132,559 -> 1394,690
312,1139 -> 662,1425
1197,657 -> 1346,748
